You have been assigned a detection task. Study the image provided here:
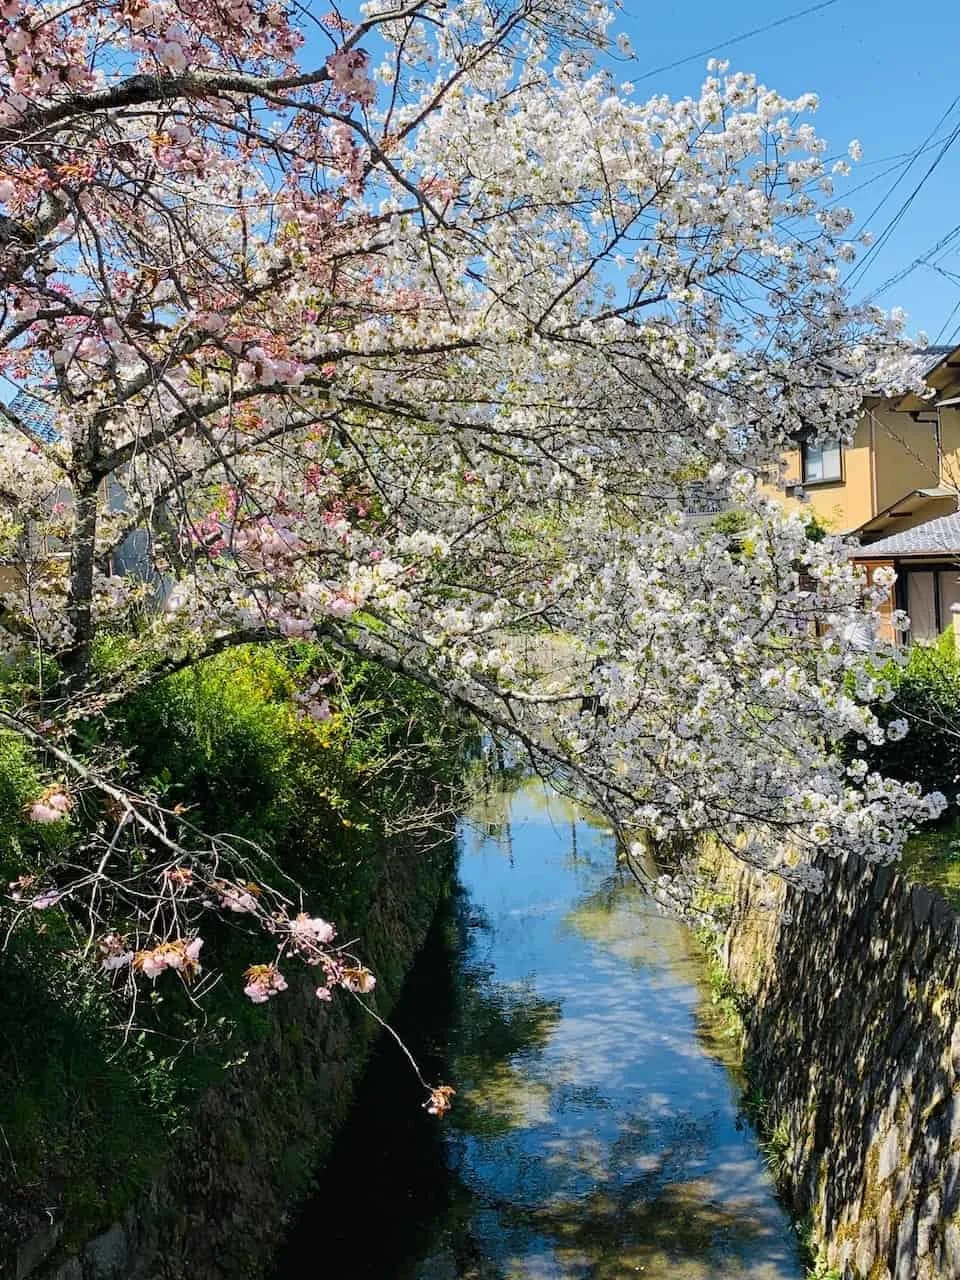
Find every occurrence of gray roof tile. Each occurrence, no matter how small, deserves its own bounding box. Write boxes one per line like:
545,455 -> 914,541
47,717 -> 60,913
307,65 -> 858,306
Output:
852,511 -> 960,558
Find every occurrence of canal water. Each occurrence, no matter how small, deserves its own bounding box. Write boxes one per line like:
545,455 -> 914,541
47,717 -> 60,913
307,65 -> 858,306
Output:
274,777 -> 804,1279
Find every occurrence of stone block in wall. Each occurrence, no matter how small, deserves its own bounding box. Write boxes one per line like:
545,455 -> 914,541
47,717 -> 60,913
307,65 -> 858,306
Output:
855,1217 -> 877,1276
878,1125 -> 900,1183
944,1221 -> 960,1273
873,864 -> 895,901
942,1148 -> 960,1217
911,885 -> 934,929
915,1190 -> 939,1258
708,836 -> 960,1278
894,1201 -> 919,1278
82,1223 -> 129,1279
50,1259 -> 81,1280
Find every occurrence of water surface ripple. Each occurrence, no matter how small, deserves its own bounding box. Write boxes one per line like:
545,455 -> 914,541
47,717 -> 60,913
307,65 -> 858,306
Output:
275,778 -> 803,1280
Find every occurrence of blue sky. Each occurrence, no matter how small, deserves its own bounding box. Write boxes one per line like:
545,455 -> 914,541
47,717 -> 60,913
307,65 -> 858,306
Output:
612,0 -> 960,342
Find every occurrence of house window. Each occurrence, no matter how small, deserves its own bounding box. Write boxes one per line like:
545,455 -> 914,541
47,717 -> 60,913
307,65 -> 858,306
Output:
801,438 -> 843,484
907,572 -> 938,643
903,567 -> 960,645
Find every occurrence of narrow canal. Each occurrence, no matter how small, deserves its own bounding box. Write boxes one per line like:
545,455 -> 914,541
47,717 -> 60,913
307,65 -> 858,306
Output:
275,777 -> 804,1279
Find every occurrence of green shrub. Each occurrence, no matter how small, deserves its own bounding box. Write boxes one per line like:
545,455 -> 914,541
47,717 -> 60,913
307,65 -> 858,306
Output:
0,730 -> 76,885
865,637 -> 960,806
113,642 -> 466,905
0,730 -> 39,870
115,645 -> 299,846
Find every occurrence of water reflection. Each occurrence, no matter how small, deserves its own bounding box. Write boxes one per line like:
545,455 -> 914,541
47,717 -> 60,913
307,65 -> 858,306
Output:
274,777 -> 801,1279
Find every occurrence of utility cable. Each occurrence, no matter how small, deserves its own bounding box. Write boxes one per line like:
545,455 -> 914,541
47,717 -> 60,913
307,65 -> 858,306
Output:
869,221 -> 960,300
633,0 -> 840,84
934,296 -> 960,346
848,102 -> 960,290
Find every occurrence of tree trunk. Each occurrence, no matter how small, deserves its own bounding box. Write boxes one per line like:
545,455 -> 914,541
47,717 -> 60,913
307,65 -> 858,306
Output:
62,478 -> 99,685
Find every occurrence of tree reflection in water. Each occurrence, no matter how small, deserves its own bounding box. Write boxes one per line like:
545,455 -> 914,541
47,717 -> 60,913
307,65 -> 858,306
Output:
272,883 -> 558,1280
274,778 -> 801,1280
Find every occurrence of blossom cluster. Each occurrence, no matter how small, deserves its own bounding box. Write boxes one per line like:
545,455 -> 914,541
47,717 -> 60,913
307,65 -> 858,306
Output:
134,937 -> 204,980
243,963 -> 288,1003
326,48 -> 375,106
26,788 -> 72,824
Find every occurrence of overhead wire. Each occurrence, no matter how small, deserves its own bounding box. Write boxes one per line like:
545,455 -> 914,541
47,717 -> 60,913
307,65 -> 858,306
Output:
819,133 -> 960,211
847,99 -> 960,289
625,0 -> 960,338
632,0 -> 840,84
933,296 -> 960,346
869,221 -> 960,299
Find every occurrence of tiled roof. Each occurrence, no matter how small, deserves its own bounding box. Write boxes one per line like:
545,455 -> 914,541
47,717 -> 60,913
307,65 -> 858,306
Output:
915,345 -> 956,376
851,512 -> 960,559
861,343 -> 960,398
6,390 -> 59,443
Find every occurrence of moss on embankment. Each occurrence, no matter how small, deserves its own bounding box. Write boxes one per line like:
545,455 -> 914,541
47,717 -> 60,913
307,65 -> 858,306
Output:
1,643 -> 469,1279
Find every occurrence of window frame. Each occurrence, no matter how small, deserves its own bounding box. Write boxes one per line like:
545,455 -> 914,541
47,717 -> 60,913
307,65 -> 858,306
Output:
800,438 -> 844,486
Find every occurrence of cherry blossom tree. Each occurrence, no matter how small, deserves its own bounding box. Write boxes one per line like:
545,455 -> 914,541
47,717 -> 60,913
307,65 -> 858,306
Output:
0,0 -> 945,1054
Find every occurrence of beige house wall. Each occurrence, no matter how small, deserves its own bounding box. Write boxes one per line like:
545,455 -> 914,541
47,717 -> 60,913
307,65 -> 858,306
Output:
777,408 -> 945,534
937,406 -> 960,492
780,415 -> 873,533
870,406 -> 939,509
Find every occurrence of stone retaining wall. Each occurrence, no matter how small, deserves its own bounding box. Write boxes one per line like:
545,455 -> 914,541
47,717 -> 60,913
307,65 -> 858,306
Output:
14,835 -> 453,1280
707,844 -> 960,1280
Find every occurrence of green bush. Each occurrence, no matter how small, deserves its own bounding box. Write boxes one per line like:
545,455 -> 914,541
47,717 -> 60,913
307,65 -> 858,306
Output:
115,642 -> 466,904
0,731 -> 75,884
0,730 -> 39,871
116,645 -> 299,846
865,637 -> 960,806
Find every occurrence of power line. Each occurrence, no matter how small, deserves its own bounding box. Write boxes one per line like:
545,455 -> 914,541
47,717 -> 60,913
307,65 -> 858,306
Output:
934,296 -> 960,346
633,0 -> 840,84
851,97 -> 960,241
847,97 -> 960,289
820,134 -> 960,211
869,221 -> 960,299
856,120 -> 960,287
930,264 -> 960,287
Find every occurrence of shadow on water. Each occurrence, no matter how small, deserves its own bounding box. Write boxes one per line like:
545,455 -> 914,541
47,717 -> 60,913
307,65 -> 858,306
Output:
270,886 -> 528,1280
274,777 -> 803,1280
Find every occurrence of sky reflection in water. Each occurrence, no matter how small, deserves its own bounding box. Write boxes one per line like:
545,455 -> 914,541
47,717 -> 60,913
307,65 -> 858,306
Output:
275,776 -> 803,1280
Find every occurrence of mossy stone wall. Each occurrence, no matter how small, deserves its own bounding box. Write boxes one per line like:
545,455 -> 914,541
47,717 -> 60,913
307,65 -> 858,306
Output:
16,834 -> 453,1280
709,845 -> 960,1280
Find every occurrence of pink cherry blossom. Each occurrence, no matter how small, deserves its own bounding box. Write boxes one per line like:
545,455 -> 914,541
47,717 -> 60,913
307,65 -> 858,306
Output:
100,933 -> 134,972
341,966 -> 376,995
30,889 -> 61,909
155,40 -> 187,73
243,964 -> 288,1003
287,912 -> 336,951
218,884 -> 259,914
325,48 -> 375,106
193,310 -> 225,334
27,789 -> 71,823
135,937 -> 204,981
